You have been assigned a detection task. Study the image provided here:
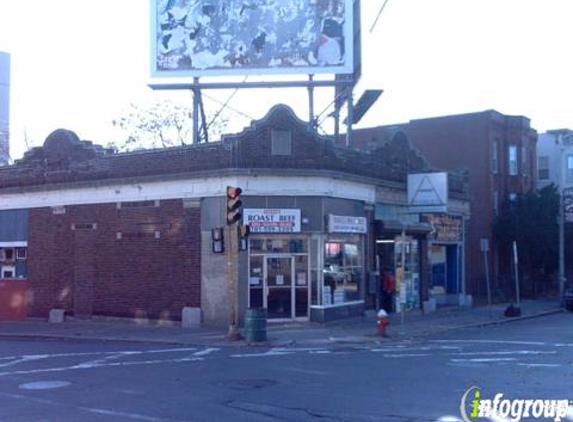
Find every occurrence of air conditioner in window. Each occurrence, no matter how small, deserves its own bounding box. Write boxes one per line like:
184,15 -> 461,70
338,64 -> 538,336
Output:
1,265 -> 15,279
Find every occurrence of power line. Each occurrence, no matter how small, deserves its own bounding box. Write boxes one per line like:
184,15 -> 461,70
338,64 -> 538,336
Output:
370,0 -> 390,33
205,76 -> 249,134
202,91 -> 256,121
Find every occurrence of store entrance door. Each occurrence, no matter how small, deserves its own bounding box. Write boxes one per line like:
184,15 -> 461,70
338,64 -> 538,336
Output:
265,256 -> 293,319
248,249 -> 309,320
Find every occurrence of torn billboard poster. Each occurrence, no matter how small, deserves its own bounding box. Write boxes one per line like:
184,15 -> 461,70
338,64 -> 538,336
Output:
150,0 -> 354,78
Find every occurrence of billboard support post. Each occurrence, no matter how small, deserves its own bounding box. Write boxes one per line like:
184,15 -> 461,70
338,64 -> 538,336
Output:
308,75 -> 315,131
345,84 -> 354,147
192,77 -> 199,144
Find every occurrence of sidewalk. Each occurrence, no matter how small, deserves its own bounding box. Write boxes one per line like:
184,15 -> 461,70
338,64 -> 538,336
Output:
0,300 -> 564,348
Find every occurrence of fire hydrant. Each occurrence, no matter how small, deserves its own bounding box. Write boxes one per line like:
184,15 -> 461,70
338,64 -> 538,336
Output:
377,309 -> 389,337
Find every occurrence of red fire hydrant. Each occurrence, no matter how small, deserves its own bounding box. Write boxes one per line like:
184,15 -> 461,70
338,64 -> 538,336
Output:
377,309 -> 389,337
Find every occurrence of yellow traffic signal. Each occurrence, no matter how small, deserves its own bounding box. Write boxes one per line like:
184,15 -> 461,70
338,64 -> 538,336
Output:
226,186 -> 243,225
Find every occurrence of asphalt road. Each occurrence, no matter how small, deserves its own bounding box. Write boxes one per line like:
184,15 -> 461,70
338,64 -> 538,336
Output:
0,313 -> 572,422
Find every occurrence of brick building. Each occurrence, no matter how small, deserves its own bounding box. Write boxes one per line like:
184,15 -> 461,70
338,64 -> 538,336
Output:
0,105 -> 468,324
350,110 -> 537,298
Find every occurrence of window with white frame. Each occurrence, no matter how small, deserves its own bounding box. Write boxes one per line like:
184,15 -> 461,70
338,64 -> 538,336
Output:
508,145 -> 517,175
538,156 -> 550,180
567,156 -> 573,181
492,140 -> 498,173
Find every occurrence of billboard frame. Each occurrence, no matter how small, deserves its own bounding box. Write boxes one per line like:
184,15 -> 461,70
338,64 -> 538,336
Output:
149,0 -> 355,83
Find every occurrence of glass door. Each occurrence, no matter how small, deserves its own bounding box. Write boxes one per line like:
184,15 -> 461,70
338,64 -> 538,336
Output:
265,256 -> 293,319
294,255 -> 309,318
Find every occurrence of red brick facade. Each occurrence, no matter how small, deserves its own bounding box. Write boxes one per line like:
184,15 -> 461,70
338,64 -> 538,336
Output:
27,200 -> 200,320
350,110 -> 537,297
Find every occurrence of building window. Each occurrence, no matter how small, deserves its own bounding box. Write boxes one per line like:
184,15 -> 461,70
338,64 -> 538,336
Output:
567,156 -> 573,181
508,145 -> 517,175
323,236 -> 363,305
538,156 -> 550,180
0,246 -> 27,278
271,129 -> 292,156
0,248 -> 14,261
494,191 -> 499,215
492,140 -> 498,174
522,147 -> 527,176
117,200 -> 159,209
508,193 -> 517,212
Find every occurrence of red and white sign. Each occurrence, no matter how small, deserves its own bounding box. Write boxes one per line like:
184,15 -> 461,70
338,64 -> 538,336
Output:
244,209 -> 301,233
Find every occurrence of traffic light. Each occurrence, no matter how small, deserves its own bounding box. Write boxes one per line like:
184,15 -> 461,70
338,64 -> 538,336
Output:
226,186 -> 243,225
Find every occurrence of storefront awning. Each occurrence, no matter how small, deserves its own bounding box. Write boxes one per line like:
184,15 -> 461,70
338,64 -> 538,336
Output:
375,219 -> 433,234
374,205 -> 433,234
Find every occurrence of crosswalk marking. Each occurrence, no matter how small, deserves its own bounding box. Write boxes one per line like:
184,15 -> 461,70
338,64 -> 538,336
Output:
0,339 -> 565,377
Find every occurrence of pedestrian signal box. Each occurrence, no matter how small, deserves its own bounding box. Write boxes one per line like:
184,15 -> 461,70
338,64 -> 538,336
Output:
211,227 -> 224,253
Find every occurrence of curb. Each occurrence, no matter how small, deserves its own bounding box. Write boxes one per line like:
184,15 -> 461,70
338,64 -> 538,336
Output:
389,308 -> 565,340
0,308 -> 565,347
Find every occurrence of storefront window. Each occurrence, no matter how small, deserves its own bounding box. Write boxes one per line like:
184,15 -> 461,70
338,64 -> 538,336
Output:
310,236 -> 320,306
323,235 -> 363,305
394,235 -> 420,310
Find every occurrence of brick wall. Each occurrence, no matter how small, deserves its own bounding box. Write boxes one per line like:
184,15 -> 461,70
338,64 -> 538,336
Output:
27,200 -> 201,320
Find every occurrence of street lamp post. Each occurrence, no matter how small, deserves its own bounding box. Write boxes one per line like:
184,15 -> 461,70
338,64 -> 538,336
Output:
559,186 -> 565,305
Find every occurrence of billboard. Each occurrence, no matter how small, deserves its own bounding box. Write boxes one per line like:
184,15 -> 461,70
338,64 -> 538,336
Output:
150,0 -> 354,79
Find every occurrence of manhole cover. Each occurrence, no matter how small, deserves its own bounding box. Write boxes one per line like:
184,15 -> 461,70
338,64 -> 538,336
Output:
19,381 -> 71,390
215,379 -> 278,390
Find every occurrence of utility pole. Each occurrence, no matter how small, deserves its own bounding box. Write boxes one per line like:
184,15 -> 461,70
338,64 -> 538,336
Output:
557,131 -> 573,305
226,186 -> 243,340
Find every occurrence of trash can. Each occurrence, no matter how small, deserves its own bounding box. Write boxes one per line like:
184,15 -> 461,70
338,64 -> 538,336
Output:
244,308 -> 267,342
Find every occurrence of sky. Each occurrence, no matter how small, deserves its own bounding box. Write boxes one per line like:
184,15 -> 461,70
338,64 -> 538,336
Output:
0,0 -> 572,161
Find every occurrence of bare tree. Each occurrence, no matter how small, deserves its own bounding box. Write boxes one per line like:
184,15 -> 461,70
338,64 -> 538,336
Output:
0,129 -> 10,165
111,100 -> 228,152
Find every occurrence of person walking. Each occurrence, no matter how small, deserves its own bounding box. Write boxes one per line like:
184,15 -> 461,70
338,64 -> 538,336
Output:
381,267 -> 396,313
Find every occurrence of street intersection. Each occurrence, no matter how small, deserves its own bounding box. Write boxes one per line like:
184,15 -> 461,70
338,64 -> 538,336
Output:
0,313 -> 571,421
